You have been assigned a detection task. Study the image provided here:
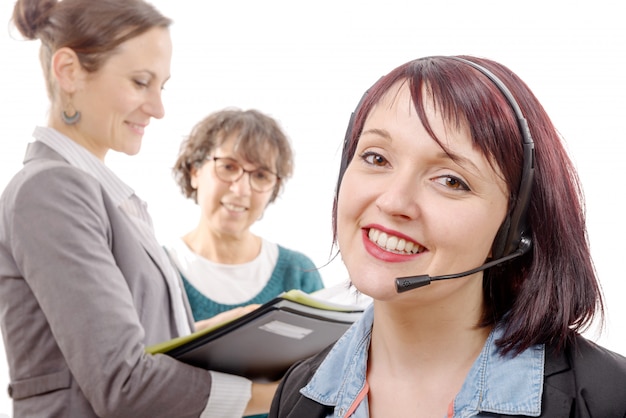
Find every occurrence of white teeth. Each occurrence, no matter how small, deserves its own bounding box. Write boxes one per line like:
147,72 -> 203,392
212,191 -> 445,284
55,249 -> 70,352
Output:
368,228 -> 422,254
376,232 -> 388,247
223,203 -> 246,212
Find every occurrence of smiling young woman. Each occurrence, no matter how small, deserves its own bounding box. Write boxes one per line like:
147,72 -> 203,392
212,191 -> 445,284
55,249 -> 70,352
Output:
269,55 -> 626,418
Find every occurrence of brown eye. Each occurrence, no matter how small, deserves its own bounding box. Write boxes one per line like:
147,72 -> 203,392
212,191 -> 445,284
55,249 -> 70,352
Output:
361,152 -> 388,167
434,175 -> 470,191
447,177 -> 462,189
220,159 -> 241,173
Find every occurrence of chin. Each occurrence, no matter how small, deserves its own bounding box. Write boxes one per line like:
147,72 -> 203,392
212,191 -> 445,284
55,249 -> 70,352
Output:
350,278 -> 395,301
121,143 -> 143,156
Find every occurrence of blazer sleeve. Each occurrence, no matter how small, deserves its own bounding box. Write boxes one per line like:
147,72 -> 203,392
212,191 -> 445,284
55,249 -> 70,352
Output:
8,164 -> 213,417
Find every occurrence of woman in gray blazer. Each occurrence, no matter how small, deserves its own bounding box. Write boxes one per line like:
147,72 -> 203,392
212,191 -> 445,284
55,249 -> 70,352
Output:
0,1 -> 276,417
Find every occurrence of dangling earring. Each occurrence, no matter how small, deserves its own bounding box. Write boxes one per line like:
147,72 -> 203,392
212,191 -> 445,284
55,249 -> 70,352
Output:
62,109 -> 81,125
62,103 -> 81,125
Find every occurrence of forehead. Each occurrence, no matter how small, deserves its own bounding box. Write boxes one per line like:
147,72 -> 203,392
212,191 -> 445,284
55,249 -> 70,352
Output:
216,133 -> 279,167
98,27 -> 172,77
365,81 -> 472,147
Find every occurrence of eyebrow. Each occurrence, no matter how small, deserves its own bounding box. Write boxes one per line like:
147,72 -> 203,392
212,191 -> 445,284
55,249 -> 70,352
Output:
362,128 -> 482,175
360,128 -> 392,141
133,70 -> 171,84
435,150 -> 481,176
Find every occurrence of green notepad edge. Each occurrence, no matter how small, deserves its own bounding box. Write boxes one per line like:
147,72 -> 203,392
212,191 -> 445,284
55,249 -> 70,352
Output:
146,289 -> 358,355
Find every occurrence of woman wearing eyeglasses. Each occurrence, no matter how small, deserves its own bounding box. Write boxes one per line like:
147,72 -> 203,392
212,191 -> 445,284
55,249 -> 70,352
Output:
167,108 -> 324,337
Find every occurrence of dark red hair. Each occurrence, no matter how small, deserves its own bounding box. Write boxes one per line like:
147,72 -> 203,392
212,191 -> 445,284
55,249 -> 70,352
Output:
333,55 -> 603,355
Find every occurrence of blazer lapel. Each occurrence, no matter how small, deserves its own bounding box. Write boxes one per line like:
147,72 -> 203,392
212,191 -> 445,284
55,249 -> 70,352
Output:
539,345 -> 578,417
124,208 -> 193,335
24,140 -> 194,335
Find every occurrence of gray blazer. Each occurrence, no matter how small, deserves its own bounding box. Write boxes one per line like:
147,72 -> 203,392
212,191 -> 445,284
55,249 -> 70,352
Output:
0,142 -> 212,417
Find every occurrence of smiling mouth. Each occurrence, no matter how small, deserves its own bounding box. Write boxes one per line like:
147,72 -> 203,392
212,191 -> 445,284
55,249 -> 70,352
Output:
367,228 -> 425,254
126,122 -> 146,135
223,202 -> 247,212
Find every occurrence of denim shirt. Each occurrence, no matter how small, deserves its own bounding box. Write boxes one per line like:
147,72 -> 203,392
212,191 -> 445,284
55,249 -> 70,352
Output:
300,305 -> 545,418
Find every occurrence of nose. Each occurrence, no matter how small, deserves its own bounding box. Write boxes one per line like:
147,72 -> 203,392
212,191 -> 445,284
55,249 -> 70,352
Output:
144,89 -> 165,119
230,171 -> 252,196
375,172 -> 422,220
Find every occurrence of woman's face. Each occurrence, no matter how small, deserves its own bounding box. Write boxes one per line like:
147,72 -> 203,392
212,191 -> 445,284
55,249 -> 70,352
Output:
337,82 -> 509,302
191,135 -> 276,240
69,27 -> 172,160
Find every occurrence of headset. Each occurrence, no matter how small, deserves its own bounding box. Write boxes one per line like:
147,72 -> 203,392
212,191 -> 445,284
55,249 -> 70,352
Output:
447,57 -> 535,259
338,56 -> 535,287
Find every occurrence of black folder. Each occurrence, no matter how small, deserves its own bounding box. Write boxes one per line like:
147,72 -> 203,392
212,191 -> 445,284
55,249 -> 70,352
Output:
146,290 -> 364,381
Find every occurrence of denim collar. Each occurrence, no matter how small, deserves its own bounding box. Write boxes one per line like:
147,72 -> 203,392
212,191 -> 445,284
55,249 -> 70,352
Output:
453,327 -> 544,417
301,305 -> 545,417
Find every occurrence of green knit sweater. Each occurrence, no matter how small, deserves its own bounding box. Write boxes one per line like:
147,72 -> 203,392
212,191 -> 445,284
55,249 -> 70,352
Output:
178,245 -> 324,321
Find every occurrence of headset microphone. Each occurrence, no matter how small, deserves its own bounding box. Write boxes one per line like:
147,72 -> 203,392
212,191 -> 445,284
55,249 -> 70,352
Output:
395,236 -> 531,293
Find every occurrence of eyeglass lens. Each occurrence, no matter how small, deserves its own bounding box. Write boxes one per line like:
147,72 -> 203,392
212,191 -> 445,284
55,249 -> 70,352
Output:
213,157 -> 277,192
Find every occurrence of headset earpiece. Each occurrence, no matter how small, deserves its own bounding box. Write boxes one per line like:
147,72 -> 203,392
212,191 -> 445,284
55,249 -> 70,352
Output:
492,215 -> 511,259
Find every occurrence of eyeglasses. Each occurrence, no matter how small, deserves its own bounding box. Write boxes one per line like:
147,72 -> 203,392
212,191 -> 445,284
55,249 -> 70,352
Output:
206,156 -> 279,192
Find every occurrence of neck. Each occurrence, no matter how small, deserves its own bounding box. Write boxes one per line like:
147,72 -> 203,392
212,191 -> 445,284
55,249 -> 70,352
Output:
366,302 -> 492,418
183,227 -> 261,264
369,299 -> 491,373
49,118 -> 107,161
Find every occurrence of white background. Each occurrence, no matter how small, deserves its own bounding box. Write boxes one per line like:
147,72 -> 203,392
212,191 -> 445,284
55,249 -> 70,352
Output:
1,0 -> 624,415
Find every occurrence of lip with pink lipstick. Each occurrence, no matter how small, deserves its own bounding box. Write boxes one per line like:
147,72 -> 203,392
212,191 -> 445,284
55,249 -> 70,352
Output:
362,225 -> 425,262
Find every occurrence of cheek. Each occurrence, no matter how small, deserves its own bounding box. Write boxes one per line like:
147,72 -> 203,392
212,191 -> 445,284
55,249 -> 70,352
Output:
252,193 -> 273,212
196,168 -> 220,190
336,171 -> 364,244
196,181 -> 220,207
97,85 -> 138,123
113,95 -> 138,117
450,204 -> 507,262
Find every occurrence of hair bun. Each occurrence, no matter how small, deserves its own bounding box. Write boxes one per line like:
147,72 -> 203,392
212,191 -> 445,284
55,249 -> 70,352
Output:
12,0 -> 57,40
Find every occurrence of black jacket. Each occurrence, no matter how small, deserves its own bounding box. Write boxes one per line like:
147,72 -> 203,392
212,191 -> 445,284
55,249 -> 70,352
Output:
270,334 -> 626,417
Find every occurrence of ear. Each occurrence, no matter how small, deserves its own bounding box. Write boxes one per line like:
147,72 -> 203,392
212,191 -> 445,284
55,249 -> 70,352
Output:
190,166 -> 199,189
51,47 -> 84,94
